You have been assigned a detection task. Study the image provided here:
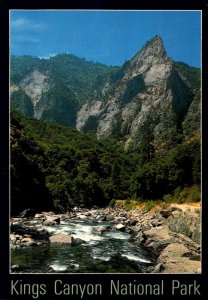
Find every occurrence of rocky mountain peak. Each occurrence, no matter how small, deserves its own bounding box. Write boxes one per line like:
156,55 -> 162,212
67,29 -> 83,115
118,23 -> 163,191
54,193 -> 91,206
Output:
135,35 -> 166,60
145,35 -> 164,50
77,36 -> 196,150
124,35 -> 171,84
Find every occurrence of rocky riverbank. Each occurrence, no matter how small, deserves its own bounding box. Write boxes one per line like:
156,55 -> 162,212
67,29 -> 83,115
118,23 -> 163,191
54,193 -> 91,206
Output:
106,204 -> 201,273
10,203 -> 201,273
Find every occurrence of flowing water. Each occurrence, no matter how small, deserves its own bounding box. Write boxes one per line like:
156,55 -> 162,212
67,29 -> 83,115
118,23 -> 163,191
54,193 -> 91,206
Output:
11,216 -> 154,273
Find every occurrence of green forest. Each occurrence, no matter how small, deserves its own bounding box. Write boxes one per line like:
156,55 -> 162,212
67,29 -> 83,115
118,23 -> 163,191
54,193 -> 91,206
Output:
11,110 -> 200,215
10,54 -> 118,109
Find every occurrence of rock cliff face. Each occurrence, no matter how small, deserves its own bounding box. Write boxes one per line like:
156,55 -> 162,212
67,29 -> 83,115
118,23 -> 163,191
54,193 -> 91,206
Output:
10,70 -> 50,120
77,36 -> 196,149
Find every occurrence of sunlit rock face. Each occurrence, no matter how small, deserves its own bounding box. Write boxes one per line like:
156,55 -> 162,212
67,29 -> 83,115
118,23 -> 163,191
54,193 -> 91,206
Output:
76,36 -> 195,150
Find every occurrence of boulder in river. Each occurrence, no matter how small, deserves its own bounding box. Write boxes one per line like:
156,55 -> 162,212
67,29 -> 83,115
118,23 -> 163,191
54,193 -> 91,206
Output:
72,237 -> 85,246
43,220 -> 57,226
49,233 -> 73,244
95,215 -> 106,222
106,215 -> 114,222
42,215 -> 60,225
47,216 -> 60,223
21,237 -> 33,243
95,225 -> 111,234
115,224 -> 126,231
35,213 -> 45,219
77,214 -> 88,220
11,265 -> 20,271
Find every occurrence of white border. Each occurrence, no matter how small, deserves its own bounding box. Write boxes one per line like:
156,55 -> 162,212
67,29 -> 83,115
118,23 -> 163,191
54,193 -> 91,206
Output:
9,9 -> 202,275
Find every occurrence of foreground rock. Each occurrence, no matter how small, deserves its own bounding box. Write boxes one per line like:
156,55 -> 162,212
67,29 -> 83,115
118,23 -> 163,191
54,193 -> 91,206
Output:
49,233 -> 73,244
100,203 -> 201,273
157,243 -> 200,273
115,223 -> 126,231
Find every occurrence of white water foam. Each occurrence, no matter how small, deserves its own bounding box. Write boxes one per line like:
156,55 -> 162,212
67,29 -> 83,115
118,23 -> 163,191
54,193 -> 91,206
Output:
70,263 -> 79,269
92,255 -> 111,261
72,223 -> 105,242
105,231 -> 130,240
121,254 -> 152,264
72,232 -> 104,242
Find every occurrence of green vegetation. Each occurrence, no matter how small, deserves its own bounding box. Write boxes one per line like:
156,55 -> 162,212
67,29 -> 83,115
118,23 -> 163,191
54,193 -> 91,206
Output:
163,184 -> 201,204
10,110 -> 200,215
131,140 -> 200,200
124,184 -> 201,212
173,61 -> 201,91
10,54 -> 119,107
10,54 -> 119,127
10,90 -> 34,117
10,110 -> 134,214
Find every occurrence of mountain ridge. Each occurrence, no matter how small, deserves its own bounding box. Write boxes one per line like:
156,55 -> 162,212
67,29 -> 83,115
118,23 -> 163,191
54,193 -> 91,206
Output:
76,35 -> 200,150
10,36 -> 200,151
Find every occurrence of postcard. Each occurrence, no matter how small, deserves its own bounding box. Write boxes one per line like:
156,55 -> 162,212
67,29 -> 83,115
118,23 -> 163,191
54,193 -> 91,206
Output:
0,0 -> 207,299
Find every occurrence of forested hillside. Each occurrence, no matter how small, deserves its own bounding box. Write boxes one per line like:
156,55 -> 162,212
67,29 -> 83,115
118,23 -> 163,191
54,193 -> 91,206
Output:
11,110 -> 200,215
10,54 -> 118,127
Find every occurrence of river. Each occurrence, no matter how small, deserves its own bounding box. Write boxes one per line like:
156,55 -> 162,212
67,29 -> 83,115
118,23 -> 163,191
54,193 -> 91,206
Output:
11,209 -> 154,273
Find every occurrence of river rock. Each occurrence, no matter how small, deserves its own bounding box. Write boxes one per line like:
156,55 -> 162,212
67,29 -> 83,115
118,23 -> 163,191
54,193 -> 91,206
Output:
158,243 -> 201,273
49,233 -> 73,244
43,220 -> 57,226
151,239 -> 175,256
24,241 -> 38,247
77,214 -> 88,220
152,262 -> 165,273
167,209 -> 200,244
21,237 -> 33,243
11,223 -> 25,233
20,237 -> 38,247
11,265 -> 20,271
116,216 -> 127,223
128,219 -> 138,226
106,215 -> 114,222
95,215 -> 106,222
84,212 -> 92,217
98,225 -> 111,233
192,228 -> 201,244
141,223 -> 152,231
132,231 -> 145,245
73,206 -> 79,211
151,219 -> 165,227
115,224 -> 126,231
72,238 -> 85,246
144,226 -> 171,242
10,234 -> 17,242
47,216 -> 60,223
11,244 -> 20,250
35,213 -> 45,218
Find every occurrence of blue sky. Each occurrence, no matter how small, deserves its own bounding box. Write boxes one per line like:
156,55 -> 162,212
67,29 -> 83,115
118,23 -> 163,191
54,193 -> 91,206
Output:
10,10 -> 201,67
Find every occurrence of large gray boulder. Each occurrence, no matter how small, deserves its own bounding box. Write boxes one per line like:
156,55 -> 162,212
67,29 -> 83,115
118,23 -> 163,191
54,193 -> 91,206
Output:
49,233 -> 73,244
